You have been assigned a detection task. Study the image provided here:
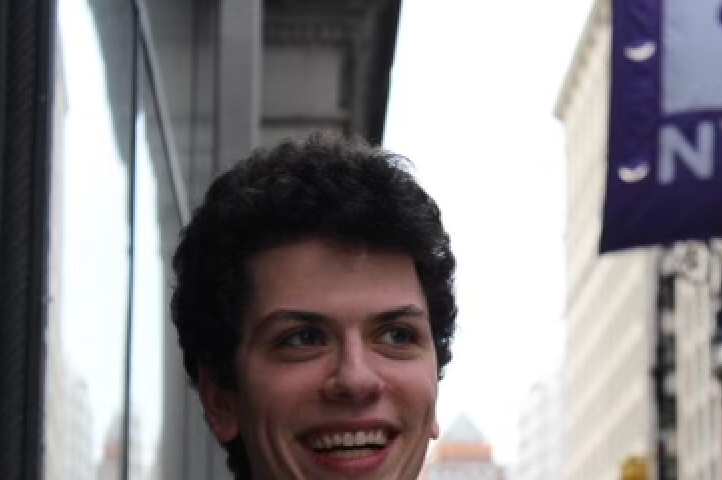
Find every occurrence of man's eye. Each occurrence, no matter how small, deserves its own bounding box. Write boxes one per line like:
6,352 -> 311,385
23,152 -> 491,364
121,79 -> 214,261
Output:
379,326 -> 418,346
278,328 -> 326,347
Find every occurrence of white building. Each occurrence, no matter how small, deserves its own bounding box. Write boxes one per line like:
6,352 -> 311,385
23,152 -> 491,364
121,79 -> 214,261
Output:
667,242 -> 722,480
421,415 -> 504,480
44,46 -> 94,480
556,1 -> 722,479
554,0 -> 658,478
96,411 -> 143,480
514,375 -> 562,480
65,375 -> 94,480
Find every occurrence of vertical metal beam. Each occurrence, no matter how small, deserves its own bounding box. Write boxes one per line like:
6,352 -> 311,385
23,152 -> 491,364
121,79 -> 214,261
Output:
0,0 -> 7,190
120,5 -> 140,480
0,0 -> 55,478
654,253 -> 678,480
216,0 -> 261,172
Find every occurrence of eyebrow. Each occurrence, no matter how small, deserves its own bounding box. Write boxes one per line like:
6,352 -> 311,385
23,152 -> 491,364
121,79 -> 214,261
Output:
374,305 -> 427,323
250,305 -> 428,337
259,309 -> 328,325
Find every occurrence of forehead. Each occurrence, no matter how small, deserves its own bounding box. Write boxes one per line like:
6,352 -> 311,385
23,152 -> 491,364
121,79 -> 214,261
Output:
245,238 -> 426,316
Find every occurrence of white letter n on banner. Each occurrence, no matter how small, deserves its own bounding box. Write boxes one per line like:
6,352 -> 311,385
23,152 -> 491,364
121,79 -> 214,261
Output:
658,123 -> 715,185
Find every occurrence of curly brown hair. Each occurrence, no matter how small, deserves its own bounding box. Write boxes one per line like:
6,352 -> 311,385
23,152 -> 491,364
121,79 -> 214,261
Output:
170,132 -> 457,478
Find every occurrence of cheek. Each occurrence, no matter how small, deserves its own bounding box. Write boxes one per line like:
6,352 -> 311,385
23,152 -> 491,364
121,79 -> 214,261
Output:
240,360 -> 329,414
381,361 -> 439,410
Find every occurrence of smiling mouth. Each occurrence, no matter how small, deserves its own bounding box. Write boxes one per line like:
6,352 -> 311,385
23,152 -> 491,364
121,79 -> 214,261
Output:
304,429 -> 394,458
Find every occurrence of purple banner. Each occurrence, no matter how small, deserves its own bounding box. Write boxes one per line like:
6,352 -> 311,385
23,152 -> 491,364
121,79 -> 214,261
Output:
601,0 -> 722,253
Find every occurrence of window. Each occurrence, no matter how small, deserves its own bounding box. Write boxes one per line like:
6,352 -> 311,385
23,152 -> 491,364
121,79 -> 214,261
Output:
46,1 -> 192,478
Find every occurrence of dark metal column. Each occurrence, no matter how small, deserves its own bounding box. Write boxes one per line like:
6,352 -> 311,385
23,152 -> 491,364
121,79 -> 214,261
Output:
0,0 -> 55,479
653,270 -> 678,480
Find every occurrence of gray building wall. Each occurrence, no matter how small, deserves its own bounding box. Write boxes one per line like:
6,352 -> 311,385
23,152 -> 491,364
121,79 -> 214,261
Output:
138,3 -> 263,476
84,1 -> 401,478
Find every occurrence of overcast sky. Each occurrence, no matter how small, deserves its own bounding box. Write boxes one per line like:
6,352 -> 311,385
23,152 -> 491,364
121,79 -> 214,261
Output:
384,0 -> 595,464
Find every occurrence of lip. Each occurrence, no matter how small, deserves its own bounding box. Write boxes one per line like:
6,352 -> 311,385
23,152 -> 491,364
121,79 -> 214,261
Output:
298,420 -> 399,474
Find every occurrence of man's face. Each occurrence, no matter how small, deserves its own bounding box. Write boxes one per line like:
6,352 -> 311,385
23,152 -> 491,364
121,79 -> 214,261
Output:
210,238 -> 439,480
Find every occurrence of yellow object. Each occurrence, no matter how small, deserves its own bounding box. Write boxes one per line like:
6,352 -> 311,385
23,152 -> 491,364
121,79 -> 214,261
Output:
622,457 -> 648,480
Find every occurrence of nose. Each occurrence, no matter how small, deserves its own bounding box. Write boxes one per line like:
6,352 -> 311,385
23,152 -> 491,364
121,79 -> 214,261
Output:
322,334 -> 383,404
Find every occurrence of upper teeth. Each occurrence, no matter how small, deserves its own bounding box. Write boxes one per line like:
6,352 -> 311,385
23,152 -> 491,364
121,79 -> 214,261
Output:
311,430 -> 388,450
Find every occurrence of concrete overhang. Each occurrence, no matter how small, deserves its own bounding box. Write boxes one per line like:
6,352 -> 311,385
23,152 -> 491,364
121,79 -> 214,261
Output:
263,0 -> 402,144
88,0 -> 403,164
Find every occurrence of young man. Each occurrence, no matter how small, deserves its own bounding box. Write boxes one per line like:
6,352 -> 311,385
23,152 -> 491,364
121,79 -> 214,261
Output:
171,133 -> 457,479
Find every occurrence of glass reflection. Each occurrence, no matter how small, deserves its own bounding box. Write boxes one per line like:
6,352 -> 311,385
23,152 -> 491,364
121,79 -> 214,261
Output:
46,0 -> 135,478
127,53 -> 183,480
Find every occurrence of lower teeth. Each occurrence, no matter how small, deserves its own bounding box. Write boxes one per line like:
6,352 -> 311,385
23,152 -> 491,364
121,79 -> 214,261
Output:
323,448 -> 380,459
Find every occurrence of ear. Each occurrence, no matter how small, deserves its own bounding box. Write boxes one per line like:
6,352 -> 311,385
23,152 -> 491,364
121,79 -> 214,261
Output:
197,365 -> 240,443
431,416 -> 440,440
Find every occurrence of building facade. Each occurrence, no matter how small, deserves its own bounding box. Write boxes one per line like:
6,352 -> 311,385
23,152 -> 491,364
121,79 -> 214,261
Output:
421,415 -> 505,480
0,0 -> 403,478
665,243 -> 722,480
556,2 -> 722,480
514,376 -> 562,480
554,1 -> 658,479
64,375 -> 93,480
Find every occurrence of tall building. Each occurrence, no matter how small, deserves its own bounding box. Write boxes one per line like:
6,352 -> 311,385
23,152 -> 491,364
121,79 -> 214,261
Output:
65,375 -> 93,480
514,375 -> 562,480
554,0 -> 658,478
666,242 -> 722,480
421,415 -> 504,480
556,2 -> 722,479
96,411 -> 142,480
